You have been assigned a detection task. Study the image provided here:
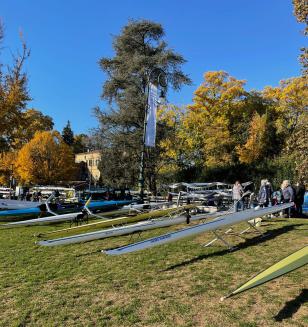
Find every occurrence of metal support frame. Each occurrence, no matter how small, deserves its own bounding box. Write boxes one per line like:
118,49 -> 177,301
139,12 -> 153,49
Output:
45,193 -> 57,216
242,219 -> 267,238
203,228 -> 235,250
202,218 -> 266,250
127,206 -> 191,241
129,230 -> 143,242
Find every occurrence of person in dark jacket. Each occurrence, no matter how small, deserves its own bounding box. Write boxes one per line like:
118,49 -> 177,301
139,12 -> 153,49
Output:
265,180 -> 273,206
294,181 -> 306,216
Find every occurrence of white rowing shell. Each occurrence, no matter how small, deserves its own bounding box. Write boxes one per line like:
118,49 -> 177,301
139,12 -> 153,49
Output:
1,212 -> 83,227
0,199 -> 42,210
38,211 -> 223,246
104,203 -> 293,256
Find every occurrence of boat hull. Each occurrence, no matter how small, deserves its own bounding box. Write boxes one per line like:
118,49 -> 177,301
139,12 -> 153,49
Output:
38,211 -> 222,246
104,203 -> 294,255
0,200 -> 134,222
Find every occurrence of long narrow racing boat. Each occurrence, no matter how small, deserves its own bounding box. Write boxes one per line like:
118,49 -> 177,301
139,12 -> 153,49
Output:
38,210 -> 221,246
36,204 -> 196,238
1,201 -> 171,228
0,199 -> 134,222
0,199 -> 43,210
104,203 -> 293,256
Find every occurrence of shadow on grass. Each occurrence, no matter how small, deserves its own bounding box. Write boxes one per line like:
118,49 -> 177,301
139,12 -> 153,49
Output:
274,288 -> 308,322
163,223 -> 303,271
75,249 -> 102,257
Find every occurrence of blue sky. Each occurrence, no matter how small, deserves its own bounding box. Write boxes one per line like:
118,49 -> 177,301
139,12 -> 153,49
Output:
1,0 -> 306,134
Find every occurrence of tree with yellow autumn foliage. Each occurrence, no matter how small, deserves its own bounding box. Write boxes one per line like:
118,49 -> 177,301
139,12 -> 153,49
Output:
157,105 -> 189,181
0,23 -> 31,152
262,76 -> 308,181
0,152 -> 17,185
263,76 -> 307,136
0,21 -> 53,153
12,109 -> 54,149
236,113 -> 268,164
161,71 -> 247,170
157,71 -> 307,185
15,131 -> 76,185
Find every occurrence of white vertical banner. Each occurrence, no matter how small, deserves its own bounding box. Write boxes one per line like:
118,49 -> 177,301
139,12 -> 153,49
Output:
145,82 -> 158,147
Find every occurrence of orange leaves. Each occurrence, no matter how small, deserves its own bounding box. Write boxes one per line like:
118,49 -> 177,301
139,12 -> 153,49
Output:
184,71 -> 247,167
189,71 -> 246,111
263,76 -> 308,135
237,113 -> 268,164
15,131 -> 76,185
155,71 -> 307,182
0,152 -> 17,185
157,105 -> 184,129
156,72 -> 250,173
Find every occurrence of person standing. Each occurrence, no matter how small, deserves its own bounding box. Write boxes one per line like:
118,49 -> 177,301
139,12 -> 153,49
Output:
258,179 -> 273,207
265,181 -> 273,207
232,181 -> 244,212
258,179 -> 270,207
281,180 -> 294,218
272,189 -> 282,205
294,181 -> 306,217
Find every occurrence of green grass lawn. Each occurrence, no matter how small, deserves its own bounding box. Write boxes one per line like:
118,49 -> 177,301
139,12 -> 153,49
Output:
0,217 -> 307,326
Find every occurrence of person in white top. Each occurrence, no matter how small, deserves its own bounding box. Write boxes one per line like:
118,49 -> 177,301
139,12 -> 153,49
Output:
232,181 -> 244,212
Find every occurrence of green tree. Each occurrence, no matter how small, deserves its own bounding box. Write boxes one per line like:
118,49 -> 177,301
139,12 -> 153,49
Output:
94,19 -> 191,190
286,111 -> 308,181
62,121 -> 74,146
73,134 -> 87,154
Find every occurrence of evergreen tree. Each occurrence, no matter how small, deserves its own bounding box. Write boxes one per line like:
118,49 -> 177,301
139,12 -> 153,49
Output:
94,19 -> 191,191
62,120 -> 74,146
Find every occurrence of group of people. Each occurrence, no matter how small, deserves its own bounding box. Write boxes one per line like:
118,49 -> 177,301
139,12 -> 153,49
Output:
19,190 -> 43,202
232,179 -> 306,217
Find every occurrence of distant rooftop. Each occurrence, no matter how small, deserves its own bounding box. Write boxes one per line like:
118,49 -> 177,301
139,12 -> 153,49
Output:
75,150 -> 101,155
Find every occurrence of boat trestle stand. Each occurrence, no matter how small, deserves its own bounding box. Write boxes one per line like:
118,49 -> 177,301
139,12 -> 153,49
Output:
45,193 -> 57,216
239,219 -> 267,238
203,229 -> 236,251
128,230 -> 143,242
202,219 -> 267,250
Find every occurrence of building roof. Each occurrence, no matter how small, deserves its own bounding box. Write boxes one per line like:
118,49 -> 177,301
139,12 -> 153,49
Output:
75,150 -> 101,156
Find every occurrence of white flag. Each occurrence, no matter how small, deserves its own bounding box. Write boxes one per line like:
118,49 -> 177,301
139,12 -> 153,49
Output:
145,83 -> 158,147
